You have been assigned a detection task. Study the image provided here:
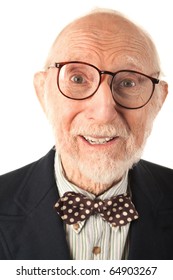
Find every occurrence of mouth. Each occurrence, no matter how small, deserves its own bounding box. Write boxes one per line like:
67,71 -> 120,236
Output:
81,135 -> 118,145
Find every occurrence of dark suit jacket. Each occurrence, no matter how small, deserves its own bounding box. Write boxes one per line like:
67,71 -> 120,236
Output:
0,148 -> 173,260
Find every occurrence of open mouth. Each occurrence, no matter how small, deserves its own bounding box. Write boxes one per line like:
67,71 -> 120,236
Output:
82,135 -> 117,145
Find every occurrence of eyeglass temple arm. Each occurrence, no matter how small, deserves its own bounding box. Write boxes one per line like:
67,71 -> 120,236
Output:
47,63 -> 62,70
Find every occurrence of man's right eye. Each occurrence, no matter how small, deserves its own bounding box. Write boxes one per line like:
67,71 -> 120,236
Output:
71,75 -> 85,84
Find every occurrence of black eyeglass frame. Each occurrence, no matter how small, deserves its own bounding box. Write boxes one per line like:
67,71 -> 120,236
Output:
48,61 -> 160,109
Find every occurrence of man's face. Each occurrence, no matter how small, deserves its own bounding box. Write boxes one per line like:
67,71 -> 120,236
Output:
36,13 -> 167,192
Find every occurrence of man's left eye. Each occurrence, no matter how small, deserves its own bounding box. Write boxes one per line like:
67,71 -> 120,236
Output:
120,79 -> 136,87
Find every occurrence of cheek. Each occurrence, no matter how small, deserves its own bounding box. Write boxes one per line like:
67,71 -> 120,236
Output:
45,91 -> 82,141
124,109 -> 150,146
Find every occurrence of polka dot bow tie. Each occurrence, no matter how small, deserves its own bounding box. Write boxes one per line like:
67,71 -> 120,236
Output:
54,191 -> 139,226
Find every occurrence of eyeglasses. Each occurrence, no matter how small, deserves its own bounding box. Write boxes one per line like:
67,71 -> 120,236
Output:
48,61 -> 159,109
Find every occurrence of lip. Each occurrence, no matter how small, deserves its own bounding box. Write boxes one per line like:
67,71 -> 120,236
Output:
79,135 -> 119,147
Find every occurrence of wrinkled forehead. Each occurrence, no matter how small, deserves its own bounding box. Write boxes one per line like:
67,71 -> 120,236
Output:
45,13 -> 160,72
58,12 -> 143,38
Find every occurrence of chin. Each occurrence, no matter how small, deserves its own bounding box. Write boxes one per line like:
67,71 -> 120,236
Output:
77,149 -> 142,185
58,143 -> 143,188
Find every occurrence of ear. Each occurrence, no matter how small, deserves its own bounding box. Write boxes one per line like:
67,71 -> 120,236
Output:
33,71 -> 47,113
159,80 -> 168,105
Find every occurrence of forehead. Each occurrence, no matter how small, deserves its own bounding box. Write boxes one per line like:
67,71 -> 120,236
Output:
49,13 -> 159,72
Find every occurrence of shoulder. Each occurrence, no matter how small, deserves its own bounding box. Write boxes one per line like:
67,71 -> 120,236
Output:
0,148 -> 55,207
132,159 -> 173,193
137,159 -> 173,178
0,162 -> 35,196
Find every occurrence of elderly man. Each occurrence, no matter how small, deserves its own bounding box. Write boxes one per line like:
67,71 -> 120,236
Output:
0,9 -> 173,260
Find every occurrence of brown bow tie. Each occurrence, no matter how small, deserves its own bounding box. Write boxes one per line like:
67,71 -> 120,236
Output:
54,191 -> 139,226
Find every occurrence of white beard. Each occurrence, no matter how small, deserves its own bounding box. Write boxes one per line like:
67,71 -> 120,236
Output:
69,143 -> 143,185
55,121 -> 152,186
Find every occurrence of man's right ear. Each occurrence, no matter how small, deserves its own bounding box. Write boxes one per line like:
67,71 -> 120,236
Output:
33,71 -> 47,113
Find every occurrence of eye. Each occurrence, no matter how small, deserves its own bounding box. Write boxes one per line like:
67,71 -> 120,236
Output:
120,79 -> 136,88
71,75 -> 86,84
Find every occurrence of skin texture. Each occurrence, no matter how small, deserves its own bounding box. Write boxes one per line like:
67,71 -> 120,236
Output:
34,11 -> 168,195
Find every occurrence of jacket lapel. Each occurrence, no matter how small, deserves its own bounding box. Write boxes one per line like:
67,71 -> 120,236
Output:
13,148 -> 71,259
128,161 -> 171,260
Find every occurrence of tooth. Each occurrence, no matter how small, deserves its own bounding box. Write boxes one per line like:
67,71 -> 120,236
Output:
83,136 -> 114,144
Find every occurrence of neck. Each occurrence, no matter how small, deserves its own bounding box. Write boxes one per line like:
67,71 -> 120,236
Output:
60,157 -> 123,196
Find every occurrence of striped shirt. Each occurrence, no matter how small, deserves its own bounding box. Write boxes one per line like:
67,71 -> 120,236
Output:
54,153 -> 130,260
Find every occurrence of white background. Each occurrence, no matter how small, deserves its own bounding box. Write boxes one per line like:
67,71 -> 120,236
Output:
0,0 -> 172,174
0,260 -> 172,280
0,260 -> 172,279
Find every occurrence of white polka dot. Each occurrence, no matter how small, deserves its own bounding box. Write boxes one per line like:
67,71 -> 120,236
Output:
113,203 -> 117,207
81,215 -> 86,219
125,203 -> 129,207
107,211 -> 111,216
123,211 -> 128,216
119,198 -> 124,202
62,215 -> 68,220
74,212 -> 79,216
55,202 -> 59,207
129,209 -> 134,213
109,216 -> 113,221
116,214 -> 120,218
68,209 -> 73,213
134,215 -> 138,219
61,206 -> 66,210
86,201 -> 92,206
99,201 -> 103,205
119,207 -> 123,210
85,209 -> 90,214
68,200 -> 73,204
94,203 -> 99,208
70,218 -> 74,223
120,220 -> 125,224
107,201 -> 112,206
75,197 -> 80,202
61,196 -> 68,201
127,217 -> 132,222
113,208 -> 117,212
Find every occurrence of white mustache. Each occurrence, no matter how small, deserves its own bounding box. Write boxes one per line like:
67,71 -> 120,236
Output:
71,122 -> 130,139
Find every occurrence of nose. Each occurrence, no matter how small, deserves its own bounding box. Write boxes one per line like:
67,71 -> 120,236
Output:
85,78 -> 118,123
